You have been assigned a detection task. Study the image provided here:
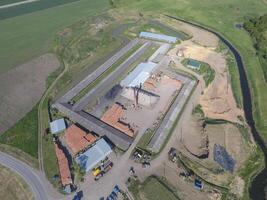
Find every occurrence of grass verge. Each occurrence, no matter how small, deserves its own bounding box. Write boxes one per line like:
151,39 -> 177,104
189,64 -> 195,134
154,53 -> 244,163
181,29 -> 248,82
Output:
0,105 -> 38,158
128,176 -> 180,200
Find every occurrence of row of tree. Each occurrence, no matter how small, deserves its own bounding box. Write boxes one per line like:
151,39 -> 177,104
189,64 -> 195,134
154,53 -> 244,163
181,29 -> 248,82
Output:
244,14 -> 267,82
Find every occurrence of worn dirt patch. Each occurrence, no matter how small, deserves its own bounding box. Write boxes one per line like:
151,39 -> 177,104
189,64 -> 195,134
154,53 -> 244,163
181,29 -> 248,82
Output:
0,53 -> 59,133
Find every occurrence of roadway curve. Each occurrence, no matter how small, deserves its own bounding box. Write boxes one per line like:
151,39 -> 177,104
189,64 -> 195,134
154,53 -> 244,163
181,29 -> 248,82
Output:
0,152 -> 48,200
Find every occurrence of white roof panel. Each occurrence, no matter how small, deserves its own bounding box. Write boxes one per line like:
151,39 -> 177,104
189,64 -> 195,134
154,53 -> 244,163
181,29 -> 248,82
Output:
50,118 -> 66,134
140,32 -> 177,43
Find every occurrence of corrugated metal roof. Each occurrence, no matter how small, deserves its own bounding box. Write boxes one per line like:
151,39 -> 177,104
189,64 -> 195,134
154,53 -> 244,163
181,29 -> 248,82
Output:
75,138 -> 112,171
50,118 -> 66,134
121,62 -> 157,87
140,31 -> 177,43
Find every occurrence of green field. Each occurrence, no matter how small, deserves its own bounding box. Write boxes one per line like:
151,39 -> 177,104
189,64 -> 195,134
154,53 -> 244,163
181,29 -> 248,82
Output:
0,0 -> 23,6
0,0 -> 108,74
0,106 -> 38,158
128,176 -> 180,200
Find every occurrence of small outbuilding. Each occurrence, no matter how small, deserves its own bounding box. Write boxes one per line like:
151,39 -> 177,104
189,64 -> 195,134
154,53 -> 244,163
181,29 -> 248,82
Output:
139,31 -> 177,43
75,138 -> 112,172
50,118 -> 66,134
187,59 -> 201,70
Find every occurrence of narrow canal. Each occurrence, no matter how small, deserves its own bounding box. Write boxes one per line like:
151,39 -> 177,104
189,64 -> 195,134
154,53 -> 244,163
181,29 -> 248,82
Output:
167,15 -> 267,200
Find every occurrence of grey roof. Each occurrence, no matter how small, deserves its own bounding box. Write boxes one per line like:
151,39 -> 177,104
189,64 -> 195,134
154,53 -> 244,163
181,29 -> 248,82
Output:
53,103 -> 133,151
140,31 -> 177,43
49,118 -> 66,134
75,138 -> 112,171
120,62 -> 157,87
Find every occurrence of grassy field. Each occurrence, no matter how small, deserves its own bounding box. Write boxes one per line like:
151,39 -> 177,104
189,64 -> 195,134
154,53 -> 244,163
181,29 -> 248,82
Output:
0,0 -> 80,20
0,0 -> 108,74
128,176 -> 180,200
0,106 -> 38,158
0,164 -> 34,200
0,0 -> 23,6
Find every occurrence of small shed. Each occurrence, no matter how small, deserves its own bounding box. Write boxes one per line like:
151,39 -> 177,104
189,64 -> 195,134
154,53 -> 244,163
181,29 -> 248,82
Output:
75,138 -> 112,172
139,31 -> 177,43
50,118 -> 66,134
187,59 -> 201,70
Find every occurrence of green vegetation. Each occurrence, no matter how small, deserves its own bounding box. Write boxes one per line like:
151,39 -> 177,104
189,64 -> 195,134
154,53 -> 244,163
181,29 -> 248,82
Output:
182,58 -> 215,87
192,104 -> 205,118
42,133 -> 59,187
136,128 -> 155,149
0,0 -> 80,20
244,14 -> 267,82
0,0 -> 23,6
128,176 -> 180,200
216,40 -> 243,108
0,105 -> 38,158
238,147 -> 265,200
0,0 -> 108,74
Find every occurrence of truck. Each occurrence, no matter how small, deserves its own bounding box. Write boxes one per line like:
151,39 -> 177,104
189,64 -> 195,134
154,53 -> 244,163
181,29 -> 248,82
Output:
94,160 -> 113,181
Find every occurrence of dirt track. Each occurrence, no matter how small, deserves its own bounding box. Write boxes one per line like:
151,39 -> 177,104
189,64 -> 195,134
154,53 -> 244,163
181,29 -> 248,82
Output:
0,53 -> 59,133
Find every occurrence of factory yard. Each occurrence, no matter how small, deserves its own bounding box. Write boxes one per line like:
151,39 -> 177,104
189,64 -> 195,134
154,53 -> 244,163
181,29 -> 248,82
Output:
35,16 -> 253,200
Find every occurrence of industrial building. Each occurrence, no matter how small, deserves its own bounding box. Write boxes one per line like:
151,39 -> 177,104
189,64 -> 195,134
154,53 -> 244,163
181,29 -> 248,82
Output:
50,118 -> 66,134
101,103 -> 136,137
120,62 -> 157,87
54,143 -> 72,189
75,138 -> 112,172
139,31 -> 177,43
64,124 -> 97,155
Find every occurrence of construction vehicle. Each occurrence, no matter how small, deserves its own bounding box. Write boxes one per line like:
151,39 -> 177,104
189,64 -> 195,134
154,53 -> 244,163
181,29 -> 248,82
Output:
93,160 -> 113,181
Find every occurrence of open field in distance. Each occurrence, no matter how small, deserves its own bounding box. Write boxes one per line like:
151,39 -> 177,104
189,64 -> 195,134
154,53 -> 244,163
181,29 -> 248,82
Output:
0,0 -> 108,74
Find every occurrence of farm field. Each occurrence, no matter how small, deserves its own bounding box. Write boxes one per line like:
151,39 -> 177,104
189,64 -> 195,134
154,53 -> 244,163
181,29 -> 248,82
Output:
0,0 -> 80,19
0,164 -> 34,200
0,0 -> 108,74
0,0 -> 24,6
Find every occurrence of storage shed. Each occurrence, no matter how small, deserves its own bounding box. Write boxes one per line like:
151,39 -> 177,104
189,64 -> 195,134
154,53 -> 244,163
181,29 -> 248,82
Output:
120,62 -> 157,87
50,118 -> 66,134
75,138 -> 112,172
139,31 -> 177,43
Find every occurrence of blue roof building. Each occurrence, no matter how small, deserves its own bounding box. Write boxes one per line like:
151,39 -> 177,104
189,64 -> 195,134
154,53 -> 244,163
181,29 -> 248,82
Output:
50,118 -> 66,134
139,32 -> 177,43
75,138 -> 112,172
